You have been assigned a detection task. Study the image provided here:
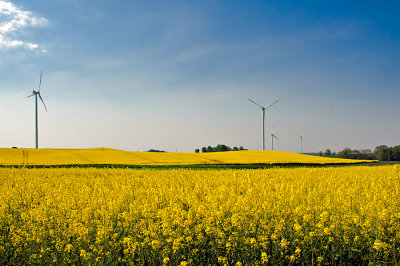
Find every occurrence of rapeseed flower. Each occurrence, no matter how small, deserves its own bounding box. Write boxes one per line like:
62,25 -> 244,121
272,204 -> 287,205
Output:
0,166 -> 398,264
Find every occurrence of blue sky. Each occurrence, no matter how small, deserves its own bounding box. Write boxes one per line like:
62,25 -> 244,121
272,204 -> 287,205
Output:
1,0 -> 399,152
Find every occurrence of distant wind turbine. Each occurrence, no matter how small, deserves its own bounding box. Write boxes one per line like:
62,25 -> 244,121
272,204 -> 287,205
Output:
248,98 -> 280,150
27,70 -> 47,149
271,133 -> 279,151
300,135 -> 303,154
293,131 -> 308,154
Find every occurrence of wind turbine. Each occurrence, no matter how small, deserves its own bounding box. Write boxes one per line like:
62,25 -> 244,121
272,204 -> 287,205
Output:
27,70 -> 47,149
271,133 -> 279,151
248,98 -> 280,150
300,135 -> 303,154
293,131 -> 308,154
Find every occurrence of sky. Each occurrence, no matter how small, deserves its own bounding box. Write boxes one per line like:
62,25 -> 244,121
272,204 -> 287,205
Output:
1,0 -> 399,153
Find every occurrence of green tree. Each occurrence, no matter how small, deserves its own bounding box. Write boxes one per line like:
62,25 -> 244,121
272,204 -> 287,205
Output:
391,146 -> 400,161
360,149 -> 373,160
195,149 -> 200,153
214,144 -> 230,152
375,145 -> 390,161
324,149 -> 332,156
352,150 -> 361,159
200,144 -> 246,153
147,149 -> 165,152
337,148 -> 352,159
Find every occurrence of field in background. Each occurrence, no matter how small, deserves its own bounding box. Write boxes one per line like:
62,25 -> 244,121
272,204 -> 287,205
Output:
0,166 -> 399,264
0,148 -> 374,166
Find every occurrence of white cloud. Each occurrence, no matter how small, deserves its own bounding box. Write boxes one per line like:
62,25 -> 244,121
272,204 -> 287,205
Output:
26,42 -> 38,49
0,1 -> 47,50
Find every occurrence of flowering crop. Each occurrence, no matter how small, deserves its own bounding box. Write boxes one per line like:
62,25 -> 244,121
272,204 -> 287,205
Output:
0,148 -> 372,166
0,166 -> 399,264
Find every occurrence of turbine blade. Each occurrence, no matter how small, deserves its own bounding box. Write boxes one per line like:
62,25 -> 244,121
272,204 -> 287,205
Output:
265,98 -> 280,109
38,70 -> 42,92
38,93 -> 47,112
271,133 -> 279,140
248,98 -> 264,108
26,94 -> 35,98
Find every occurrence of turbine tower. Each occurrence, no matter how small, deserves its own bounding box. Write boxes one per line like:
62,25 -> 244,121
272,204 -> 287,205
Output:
294,131 -> 308,154
248,98 -> 280,150
300,135 -> 303,154
271,133 -> 279,151
27,70 -> 47,149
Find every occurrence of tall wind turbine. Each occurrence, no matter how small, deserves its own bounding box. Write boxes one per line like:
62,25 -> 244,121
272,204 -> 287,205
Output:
248,98 -> 280,150
271,133 -> 279,151
27,70 -> 47,149
293,131 -> 308,154
300,135 -> 303,154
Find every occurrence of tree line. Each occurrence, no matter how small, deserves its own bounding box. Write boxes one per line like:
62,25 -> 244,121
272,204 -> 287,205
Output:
336,145 -> 400,161
195,144 -> 247,153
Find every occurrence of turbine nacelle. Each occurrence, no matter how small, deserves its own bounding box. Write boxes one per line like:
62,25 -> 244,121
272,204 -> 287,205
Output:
248,98 -> 280,151
27,90 -> 47,111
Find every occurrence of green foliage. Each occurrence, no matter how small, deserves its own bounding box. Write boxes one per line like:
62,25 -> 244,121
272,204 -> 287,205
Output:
392,146 -> 400,161
337,145 -> 400,161
197,144 -> 247,153
147,149 -> 165,152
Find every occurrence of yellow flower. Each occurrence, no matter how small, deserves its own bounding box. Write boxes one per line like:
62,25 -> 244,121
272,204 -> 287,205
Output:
123,237 -> 132,244
261,252 -> 268,263
373,240 -> 388,251
218,256 -> 228,265
320,211 -> 329,222
80,249 -> 88,260
0,163 -> 396,264
295,247 -> 301,255
64,244 -> 73,253
294,223 -> 302,232
280,238 -> 289,249
303,214 -> 312,222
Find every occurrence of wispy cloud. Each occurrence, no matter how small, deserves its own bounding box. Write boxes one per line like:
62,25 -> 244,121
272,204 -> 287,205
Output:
0,1 -> 47,50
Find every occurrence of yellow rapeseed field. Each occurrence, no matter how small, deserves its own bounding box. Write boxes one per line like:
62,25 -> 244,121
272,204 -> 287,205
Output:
0,148 -> 372,166
0,165 -> 399,264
